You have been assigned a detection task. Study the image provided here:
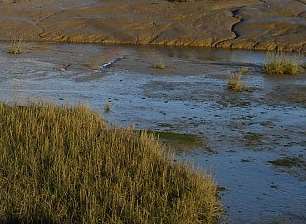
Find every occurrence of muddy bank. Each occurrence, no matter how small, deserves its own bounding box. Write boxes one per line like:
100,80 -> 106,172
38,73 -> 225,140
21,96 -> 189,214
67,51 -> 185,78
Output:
0,0 -> 305,52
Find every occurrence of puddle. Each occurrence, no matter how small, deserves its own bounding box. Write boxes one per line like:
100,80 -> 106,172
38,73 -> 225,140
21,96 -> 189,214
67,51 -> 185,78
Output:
0,42 -> 306,224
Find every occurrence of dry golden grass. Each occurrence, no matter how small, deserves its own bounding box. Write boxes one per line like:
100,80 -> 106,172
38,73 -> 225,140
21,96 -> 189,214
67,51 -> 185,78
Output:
263,52 -> 303,75
227,72 -> 247,92
0,103 -> 221,224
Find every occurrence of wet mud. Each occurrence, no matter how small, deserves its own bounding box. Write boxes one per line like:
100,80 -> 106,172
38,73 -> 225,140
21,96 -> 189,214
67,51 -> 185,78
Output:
0,42 -> 305,223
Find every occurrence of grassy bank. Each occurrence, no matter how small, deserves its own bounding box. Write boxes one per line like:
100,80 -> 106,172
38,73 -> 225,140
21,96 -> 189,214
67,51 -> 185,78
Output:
0,103 -> 220,223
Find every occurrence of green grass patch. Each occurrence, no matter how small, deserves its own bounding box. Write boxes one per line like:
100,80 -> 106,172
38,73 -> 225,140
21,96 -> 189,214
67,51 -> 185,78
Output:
0,103 -> 221,223
145,130 -> 204,150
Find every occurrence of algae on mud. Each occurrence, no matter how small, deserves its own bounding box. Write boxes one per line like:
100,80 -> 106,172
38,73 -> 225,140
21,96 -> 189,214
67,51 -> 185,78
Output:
268,156 -> 306,180
138,130 -> 205,151
243,132 -> 265,146
268,157 -> 306,168
0,103 -> 221,223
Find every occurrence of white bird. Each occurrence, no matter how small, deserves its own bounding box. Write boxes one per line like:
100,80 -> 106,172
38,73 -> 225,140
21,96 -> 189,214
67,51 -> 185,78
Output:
100,56 -> 125,70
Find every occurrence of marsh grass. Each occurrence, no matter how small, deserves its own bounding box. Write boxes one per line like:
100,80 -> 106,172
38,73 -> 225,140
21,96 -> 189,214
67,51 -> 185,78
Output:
0,103 -> 221,223
227,72 -> 248,92
7,36 -> 24,55
263,51 -> 304,75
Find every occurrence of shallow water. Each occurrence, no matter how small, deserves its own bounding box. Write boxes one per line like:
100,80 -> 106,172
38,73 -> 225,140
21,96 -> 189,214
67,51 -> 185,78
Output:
0,42 -> 306,224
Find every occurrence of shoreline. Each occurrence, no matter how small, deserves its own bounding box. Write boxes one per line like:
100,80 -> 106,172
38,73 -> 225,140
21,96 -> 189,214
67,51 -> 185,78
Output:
1,38 -> 305,54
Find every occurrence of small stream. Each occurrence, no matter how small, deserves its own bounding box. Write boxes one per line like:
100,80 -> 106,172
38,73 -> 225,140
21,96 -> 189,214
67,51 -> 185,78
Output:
0,42 -> 306,224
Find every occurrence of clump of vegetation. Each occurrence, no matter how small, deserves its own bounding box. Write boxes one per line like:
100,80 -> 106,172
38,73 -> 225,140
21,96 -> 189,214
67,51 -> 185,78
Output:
268,156 -> 306,168
227,71 -> 248,92
263,51 -> 304,75
244,132 -> 264,146
239,67 -> 249,75
7,36 -> 24,55
152,63 -> 166,70
0,103 -> 221,223
104,101 -> 112,113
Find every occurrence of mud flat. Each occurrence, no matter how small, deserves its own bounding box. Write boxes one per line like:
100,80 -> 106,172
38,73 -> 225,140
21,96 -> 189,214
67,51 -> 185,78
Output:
0,42 -> 306,223
0,0 -> 305,52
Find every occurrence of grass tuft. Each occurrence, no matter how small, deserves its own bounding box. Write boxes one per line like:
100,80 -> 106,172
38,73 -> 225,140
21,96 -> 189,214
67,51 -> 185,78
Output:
7,36 -> 24,55
152,63 -> 166,70
0,103 -> 221,223
263,51 -> 304,75
227,71 -> 248,92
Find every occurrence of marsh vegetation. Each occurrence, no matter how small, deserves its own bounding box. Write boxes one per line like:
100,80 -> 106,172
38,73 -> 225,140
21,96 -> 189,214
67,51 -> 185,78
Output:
263,52 -> 304,75
0,103 -> 221,223
7,36 -> 23,55
268,157 -> 306,168
227,71 -> 248,92
152,63 -> 166,70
